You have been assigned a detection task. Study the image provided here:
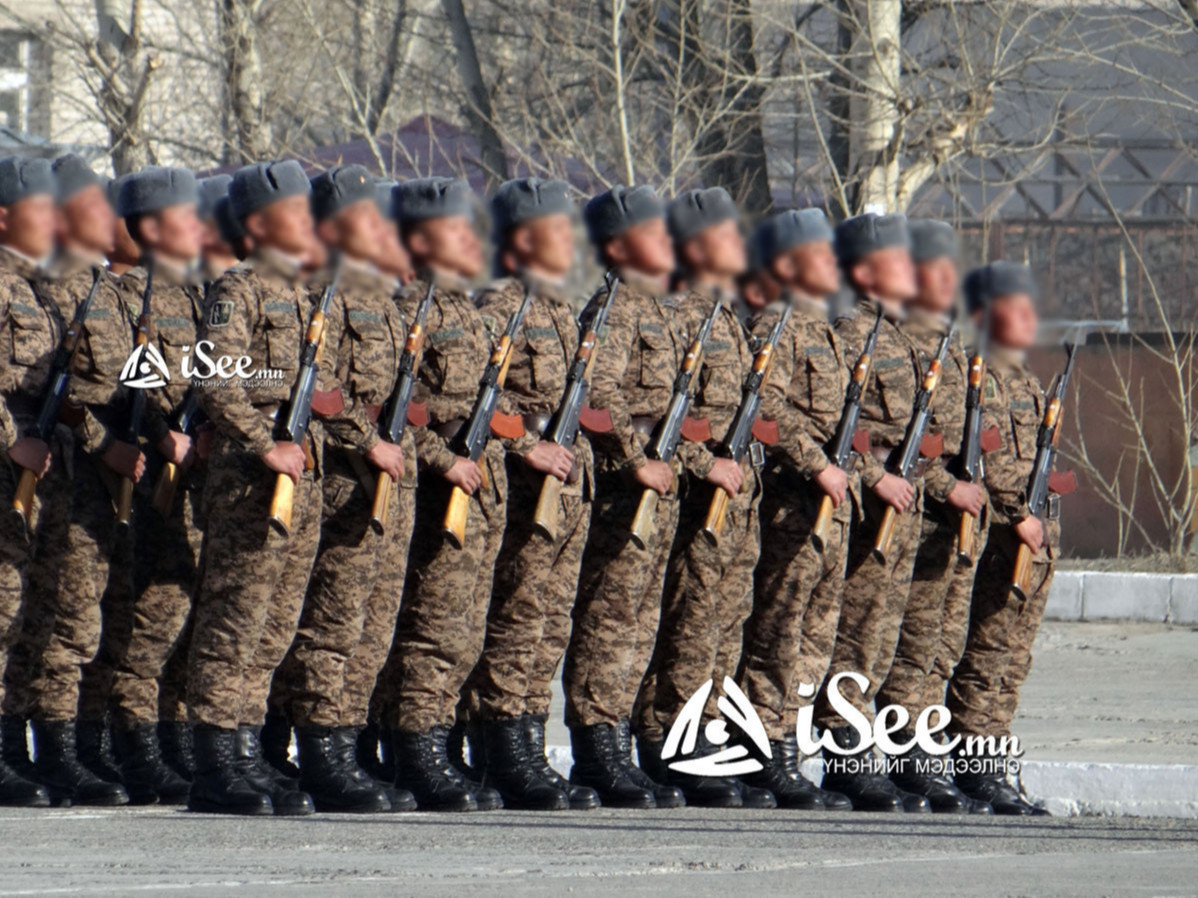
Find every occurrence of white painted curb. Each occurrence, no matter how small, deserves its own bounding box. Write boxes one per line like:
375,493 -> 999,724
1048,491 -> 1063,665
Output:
1046,571 -> 1198,623
545,746 -> 1198,819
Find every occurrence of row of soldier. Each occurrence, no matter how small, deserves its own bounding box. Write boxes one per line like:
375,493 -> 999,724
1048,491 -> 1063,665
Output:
0,154 -> 1063,817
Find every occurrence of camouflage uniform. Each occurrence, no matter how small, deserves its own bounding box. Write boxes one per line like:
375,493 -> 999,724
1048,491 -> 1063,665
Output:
279,261 -> 417,729
876,309 -> 986,717
815,296 -> 927,730
737,296 -> 856,741
633,285 -> 760,743
104,262 -> 209,727
0,248 -> 62,716
947,350 -> 1059,738
563,273 -> 687,729
20,254 -> 142,722
186,249 -> 325,731
387,273 -> 508,734
469,274 -> 593,721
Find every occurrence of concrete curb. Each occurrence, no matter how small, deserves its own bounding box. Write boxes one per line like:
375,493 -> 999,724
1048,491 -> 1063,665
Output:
1045,571 -> 1198,623
545,746 -> 1198,819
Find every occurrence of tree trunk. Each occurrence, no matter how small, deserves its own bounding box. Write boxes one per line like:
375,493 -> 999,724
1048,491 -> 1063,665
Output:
844,0 -> 901,212
219,0 -> 272,164
441,0 -> 509,188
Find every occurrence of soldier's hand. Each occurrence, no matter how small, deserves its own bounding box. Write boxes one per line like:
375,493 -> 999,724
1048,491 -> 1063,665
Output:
706,457 -> 744,497
367,439 -> 405,481
524,441 -> 574,481
634,459 -> 673,497
8,437 -> 51,477
445,457 -> 483,494
263,441 -> 306,484
872,472 -> 915,512
947,480 -> 986,517
815,464 -> 848,506
1014,515 -> 1044,552
103,441 -> 147,481
157,431 -> 192,466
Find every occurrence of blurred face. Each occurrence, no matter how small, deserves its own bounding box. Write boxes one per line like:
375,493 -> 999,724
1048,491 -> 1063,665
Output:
406,214 -> 484,280
375,223 -> 413,281
605,217 -> 674,278
848,246 -> 916,302
57,184 -> 115,255
773,240 -> 839,297
0,194 -> 56,259
138,203 -> 203,264
244,193 -> 314,258
740,270 -> 782,311
110,216 -> 141,267
318,199 -> 386,263
200,218 -> 234,259
508,213 -> 575,279
914,256 -> 959,313
681,218 -> 746,280
988,293 -> 1038,349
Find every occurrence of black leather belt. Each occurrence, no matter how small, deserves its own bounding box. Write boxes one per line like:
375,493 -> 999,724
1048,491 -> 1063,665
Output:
432,418 -> 466,441
523,412 -> 552,436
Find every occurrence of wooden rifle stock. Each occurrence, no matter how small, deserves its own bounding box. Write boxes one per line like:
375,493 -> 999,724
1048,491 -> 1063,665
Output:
701,487 -> 730,545
811,494 -> 836,551
630,488 -> 660,550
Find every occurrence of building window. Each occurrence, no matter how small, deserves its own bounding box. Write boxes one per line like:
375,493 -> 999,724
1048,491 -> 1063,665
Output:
0,30 -> 32,131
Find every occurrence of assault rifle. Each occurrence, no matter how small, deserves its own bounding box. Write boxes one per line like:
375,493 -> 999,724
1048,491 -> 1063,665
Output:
531,271 -> 619,542
811,308 -> 883,551
149,392 -> 202,516
1011,343 -> 1078,600
116,261 -> 156,526
442,284 -> 534,548
629,297 -> 721,550
268,258 -> 342,534
11,267 -> 102,525
953,308 -> 991,564
369,279 -> 436,533
872,312 -> 957,563
699,302 -> 791,546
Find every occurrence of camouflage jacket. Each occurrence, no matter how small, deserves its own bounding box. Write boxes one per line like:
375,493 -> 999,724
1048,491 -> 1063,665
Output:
0,247 -> 60,456
585,270 -> 687,471
194,248 -> 326,459
394,270 -> 493,475
673,283 -> 754,480
834,295 -> 923,488
983,348 -> 1061,558
118,261 -> 207,446
754,295 -> 848,478
901,308 -> 967,504
34,250 -> 149,456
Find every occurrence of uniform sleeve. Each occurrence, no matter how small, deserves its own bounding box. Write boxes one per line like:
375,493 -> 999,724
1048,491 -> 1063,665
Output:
585,290 -> 644,469
195,275 -> 275,456
981,377 -> 1031,521
406,297 -> 459,475
760,316 -> 831,478
317,293 -> 380,453
0,288 -> 17,454
674,299 -> 716,479
923,458 -> 957,503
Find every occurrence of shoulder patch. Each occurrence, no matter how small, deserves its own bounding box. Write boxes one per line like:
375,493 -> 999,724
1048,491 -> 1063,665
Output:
983,373 -> 999,402
208,299 -> 234,328
480,315 -> 499,339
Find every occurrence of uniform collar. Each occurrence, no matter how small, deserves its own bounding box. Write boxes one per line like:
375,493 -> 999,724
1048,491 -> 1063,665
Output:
147,255 -> 195,287
857,292 -> 906,323
0,244 -> 43,278
47,247 -> 106,279
252,247 -> 305,283
616,268 -> 668,300
518,269 -> 571,305
988,346 -> 1027,371
424,266 -> 473,296
788,289 -> 829,318
907,306 -> 953,332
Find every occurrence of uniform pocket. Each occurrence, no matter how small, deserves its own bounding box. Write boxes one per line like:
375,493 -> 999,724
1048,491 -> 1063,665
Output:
804,348 -> 841,417
526,329 -> 565,395
346,311 -> 393,379
697,357 -> 739,408
1009,406 -> 1041,460
263,304 -> 300,374
8,303 -> 51,368
872,357 -> 913,425
426,344 -> 478,395
637,322 -> 674,389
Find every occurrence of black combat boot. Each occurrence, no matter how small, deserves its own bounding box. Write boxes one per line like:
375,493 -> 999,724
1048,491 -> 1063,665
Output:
0,722 -> 49,807
568,724 -> 655,808
113,724 -> 192,805
616,720 -> 684,809
233,725 -> 314,816
821,726 -> 929,813
334,727 -> 415,812
392,726 -> 480,812
260,713 -> 300,779
1,716 -> 37,779
480,718 -> 569,811
522,714 -> 599,810
953,749 -> 1047,816
739,734 -> 852,810
76,718 -> 126,787
294,726 -> 390,813
187,724 -> 273,816
158,721 -> 194,780
354,724 -> 387,782
31,719 -> 128,807
889,741 -> 991,814
446,720 -> 483,782
637,734 -> 743,809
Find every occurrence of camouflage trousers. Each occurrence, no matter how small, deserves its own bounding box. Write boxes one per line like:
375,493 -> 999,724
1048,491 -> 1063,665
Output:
388,440 -> 506,733
0,458 -> 41,712
815,480 -> 924,729
469,455 -> 592,722
276,440 -> 416,729
563,465 -> 681,730
738,468 -> 855,741
187,437 -> 321,730
633,462 -> 761,743
876,498 -> 988,719
946,525 -> 1055,739
105,465 -> 206,727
